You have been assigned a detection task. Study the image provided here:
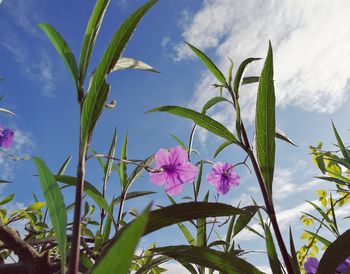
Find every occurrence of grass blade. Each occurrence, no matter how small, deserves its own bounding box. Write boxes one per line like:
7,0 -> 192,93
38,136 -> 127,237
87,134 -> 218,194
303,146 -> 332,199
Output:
33,157 -> 67,273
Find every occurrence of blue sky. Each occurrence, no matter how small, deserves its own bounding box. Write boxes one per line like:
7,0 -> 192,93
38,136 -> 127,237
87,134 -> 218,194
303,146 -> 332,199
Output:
1,0 -> 350,273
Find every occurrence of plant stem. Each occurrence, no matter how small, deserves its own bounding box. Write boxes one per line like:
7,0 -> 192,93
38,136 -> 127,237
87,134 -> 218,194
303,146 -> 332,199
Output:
68,140 -> 87,274
241,124 -> 295,274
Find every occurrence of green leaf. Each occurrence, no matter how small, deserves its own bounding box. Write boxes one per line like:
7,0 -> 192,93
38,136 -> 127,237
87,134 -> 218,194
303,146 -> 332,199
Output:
126,155 -> 154,189
119,132 -> 128,189
214,140 -> 233,158
104,128 -> 117,182
147,106 -> 237,143
255,42 -> 276,196
112,191 -> 156,206
81,77 -> 110,142
91,207 -> 150,274
57,155 -> 72,175
233,206 -> 258,236
289,228 -> 302,274
242,76 -> 260,85
135,256 -> 171,274
143,202 -> 249,236
234,58 -> 261,95
332,122 -> 350,164
111,57 -> 159,73
38,24 -> 79,88
317,228 -> 350,274
276,129 -> 297,146
201,96 -> 232,114
26,202 -> 46,211
186,42 -> 227,86
0,194 -> 14,205
33,157 -> 66,273
304,230 -> 331,247
167,195 -> 196,246
152,245 -> 264,274
264,224 -> 283,274
82,0 -> 158,141
55,175 -> 109,211
79,0 -> 110,84
170,134 -> 187,150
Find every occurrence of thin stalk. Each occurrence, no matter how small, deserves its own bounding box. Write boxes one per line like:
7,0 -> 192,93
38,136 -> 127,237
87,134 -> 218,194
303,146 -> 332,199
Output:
99,175 -> 108,234
68,138 -> 87,274
226,84 -> 294,273
241,124 -> 294,274
116,191 -> 126,231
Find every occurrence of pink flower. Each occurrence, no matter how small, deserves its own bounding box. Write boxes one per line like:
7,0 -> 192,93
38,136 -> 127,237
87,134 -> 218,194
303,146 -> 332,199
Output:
206,162 -> 239,195
150,146 -> 198,195
0,126 -> 14,148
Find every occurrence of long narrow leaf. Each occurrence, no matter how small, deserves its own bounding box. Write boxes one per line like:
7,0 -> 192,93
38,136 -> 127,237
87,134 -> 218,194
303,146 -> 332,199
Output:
255,42 -> 276,196
186,42 -> 227,86
147,106 -> 237,143
55,175 -> 108,211
234,58 -> 261,95
317,229 -> 350,274
82,0 -> 157,142
91,207 -> 150,274
38,24 -> 79,88
152,245 -> 264,274
79,0 -> 110,83
33,157 -> 67,273
143,202 -> 249,236
264,224 -> 283,274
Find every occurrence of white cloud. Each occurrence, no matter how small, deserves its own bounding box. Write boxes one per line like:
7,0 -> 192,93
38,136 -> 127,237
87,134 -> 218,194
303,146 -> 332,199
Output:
0,128 -> 35,181
0,0 -> 57,97
175,0 -> 350,129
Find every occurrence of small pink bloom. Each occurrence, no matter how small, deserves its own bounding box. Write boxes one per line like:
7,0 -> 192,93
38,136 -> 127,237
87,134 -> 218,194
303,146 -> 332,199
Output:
206,162 -> 239,195
150,146 -> 198,195
0,126 -> 14,148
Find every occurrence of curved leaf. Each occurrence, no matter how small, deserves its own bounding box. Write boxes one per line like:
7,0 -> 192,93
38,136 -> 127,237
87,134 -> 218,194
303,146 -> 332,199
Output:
111,57 -> 159,73
92,207 -> 150,274
38,24 -> 78,88
186,42 -> 227,86
201,96 -> 232,114
143,202 -> 249,236
276,129 -> 297,146
152,245 -> 265,274
234,58 -> 261,95
55,175 -> 108,211
317,228 -> 350,274
147,106 -> 237,143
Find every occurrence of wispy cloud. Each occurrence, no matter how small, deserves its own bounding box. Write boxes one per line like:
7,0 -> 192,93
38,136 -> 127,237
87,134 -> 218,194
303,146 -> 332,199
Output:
0,0 -> 57,97
0,128 -> 35,182
175,0 -> 350,128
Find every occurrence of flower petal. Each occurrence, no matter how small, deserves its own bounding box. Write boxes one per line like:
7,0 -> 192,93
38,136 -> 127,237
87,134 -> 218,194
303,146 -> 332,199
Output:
165,172 -> 184,195
176,162 -> 198,182
169,146 -> 188,165
150,171 -> 167,186
304,257 -> 319,274
155,148 -> 170,166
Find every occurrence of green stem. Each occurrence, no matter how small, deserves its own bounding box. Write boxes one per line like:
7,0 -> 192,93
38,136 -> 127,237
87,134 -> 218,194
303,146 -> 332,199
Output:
68,138 -> 87,274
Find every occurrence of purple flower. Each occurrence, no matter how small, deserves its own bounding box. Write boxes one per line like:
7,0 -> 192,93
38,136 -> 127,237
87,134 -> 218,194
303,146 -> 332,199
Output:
336,257 -> 350,273
150,146 -> 198,195
0,126 -> 14,148
206,162 -> 240,195
304,257 -> 319,274
304,256 -> 350,274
